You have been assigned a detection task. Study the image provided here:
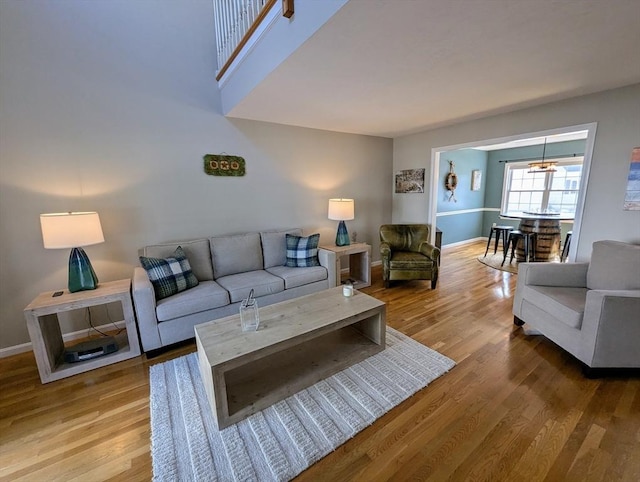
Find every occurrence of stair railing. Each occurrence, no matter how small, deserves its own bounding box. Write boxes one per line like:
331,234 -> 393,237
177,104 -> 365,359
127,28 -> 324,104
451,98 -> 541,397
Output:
214,0 -> 277,81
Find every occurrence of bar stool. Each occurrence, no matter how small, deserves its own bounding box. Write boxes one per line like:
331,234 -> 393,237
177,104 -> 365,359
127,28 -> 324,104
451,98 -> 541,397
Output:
484,225 -> 514,257
502,230 -> 536,266
561,231 -> 572,262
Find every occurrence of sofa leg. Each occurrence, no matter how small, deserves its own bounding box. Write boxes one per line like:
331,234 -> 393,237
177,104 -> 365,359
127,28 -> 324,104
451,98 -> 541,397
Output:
581,365 -> 600,378
513,316 -> 525,326
431,278 -> 437,289
581,364 -> 640,378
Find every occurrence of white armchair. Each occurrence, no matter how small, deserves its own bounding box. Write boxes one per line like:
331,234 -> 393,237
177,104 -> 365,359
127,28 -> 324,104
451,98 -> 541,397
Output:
513,240 -> 640,371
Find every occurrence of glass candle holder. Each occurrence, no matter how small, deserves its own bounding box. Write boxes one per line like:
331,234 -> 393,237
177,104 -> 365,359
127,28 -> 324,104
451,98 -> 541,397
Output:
240,289 -> 260,331
343,281 -> 354,297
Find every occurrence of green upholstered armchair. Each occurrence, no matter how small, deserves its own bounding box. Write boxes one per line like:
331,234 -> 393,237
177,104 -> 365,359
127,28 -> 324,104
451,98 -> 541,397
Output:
379,224 -> 440,289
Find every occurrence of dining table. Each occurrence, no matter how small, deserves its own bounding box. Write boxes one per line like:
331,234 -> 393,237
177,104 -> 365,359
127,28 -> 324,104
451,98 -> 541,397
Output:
499,211 -> 574,262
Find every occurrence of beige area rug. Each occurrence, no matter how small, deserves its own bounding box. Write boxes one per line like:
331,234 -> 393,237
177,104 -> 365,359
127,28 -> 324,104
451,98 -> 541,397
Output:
478,252 -> 518,274
150,327 -> 455,481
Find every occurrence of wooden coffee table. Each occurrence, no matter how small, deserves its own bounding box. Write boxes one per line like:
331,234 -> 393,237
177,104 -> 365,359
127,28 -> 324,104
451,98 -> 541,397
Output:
194,286 -> 386,429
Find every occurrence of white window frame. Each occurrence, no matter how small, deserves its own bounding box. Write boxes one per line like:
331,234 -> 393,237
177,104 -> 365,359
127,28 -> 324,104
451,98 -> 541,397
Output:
501,157 -> 584,215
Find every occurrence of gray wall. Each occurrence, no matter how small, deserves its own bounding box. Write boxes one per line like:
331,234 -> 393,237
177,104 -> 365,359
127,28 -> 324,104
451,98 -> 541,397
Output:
393,84 -> 640,259
0,1 -> 393,350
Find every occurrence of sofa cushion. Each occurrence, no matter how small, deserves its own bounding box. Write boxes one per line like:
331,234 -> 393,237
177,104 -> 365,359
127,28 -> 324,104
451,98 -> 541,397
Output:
261,228 -> 303,268
587,240 -> 640,290
528,286 -> 588,329
139,246 -> 199,300
210,233 -> 263,278
266,265 -> 327,289
140,239 -> 213,281
285,233 -> 320,267
156,280 -> 230,322
216,270 -> 284,303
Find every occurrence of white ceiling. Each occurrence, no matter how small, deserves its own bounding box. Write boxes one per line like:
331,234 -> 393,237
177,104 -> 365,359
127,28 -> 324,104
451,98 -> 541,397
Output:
227,0 -> 640,138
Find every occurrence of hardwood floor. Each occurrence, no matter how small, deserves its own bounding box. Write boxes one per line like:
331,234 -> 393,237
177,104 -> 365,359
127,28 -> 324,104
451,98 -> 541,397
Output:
1,241 -> 638,481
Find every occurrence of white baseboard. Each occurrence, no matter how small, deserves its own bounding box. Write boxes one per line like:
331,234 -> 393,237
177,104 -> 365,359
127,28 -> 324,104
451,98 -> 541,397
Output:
339,260 -> 382,276
442,237 -> 487,248
0,320 -> 127,359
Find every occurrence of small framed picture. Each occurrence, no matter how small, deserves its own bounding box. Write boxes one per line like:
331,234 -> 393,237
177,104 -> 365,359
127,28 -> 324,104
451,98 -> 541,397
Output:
471,170 -> 482,191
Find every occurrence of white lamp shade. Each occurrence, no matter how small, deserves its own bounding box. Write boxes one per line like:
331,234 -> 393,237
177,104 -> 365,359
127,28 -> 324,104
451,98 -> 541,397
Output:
40,212 -> 105,249
328,198 -> 355,221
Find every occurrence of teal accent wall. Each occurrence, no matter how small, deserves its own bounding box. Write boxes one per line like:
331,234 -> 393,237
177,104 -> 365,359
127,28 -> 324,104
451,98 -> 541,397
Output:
437,140 -> 586,246
437,212 -> 485,245
436,149 -> 487,245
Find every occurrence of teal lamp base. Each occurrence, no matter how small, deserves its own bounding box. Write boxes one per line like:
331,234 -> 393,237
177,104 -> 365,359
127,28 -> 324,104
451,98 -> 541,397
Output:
335,220 -> 351,246
68,247 -> 99,293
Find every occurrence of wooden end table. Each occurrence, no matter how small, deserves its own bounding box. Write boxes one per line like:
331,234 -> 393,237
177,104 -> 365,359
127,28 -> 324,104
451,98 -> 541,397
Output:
23,279 -> 141,384
320,242 -> 371,289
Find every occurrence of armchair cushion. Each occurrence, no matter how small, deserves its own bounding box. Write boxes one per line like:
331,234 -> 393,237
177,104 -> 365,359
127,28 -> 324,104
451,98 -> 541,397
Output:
389,251 -> 434,270
526,286 -> 588,329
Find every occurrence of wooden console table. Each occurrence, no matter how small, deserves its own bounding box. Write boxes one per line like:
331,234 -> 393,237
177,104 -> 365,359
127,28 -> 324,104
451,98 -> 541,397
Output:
24,279 -> 141,383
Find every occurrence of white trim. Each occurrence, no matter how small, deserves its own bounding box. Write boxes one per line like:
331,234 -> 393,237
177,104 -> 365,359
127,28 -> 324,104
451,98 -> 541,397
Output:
216,4 -> 280,88
0,320 -> 127,359
441,237 -> 486,248
430,122 -> 598,262
436,207 -> 498,217
339,260 -> 382,275
500,156 -> 585,214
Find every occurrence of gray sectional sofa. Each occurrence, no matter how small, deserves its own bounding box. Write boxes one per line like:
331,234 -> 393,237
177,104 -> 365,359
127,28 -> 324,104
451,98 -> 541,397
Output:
132,228 -> 337,352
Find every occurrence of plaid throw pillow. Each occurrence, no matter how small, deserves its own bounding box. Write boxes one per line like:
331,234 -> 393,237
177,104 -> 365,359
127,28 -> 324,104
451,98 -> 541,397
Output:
139,246 -> 199,300
285,233 -> 321,267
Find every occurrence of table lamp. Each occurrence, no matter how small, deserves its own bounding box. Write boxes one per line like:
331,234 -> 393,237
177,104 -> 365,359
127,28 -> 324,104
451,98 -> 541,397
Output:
40,212 -> 105,293
328,198 -> 354,246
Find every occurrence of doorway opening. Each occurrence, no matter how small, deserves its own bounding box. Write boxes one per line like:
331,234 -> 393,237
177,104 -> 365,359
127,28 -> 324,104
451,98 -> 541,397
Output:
428,123 -> 597,263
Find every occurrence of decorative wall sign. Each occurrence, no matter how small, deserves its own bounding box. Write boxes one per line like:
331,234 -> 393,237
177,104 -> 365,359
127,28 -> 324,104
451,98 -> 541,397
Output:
395,168 -> 425,193
203,154 -> 245,176
471,169 -> 482,191
623,147 -> 640,210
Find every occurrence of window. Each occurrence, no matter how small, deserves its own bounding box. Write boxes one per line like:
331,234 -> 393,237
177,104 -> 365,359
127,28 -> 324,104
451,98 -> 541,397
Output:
502,157 -> 584,215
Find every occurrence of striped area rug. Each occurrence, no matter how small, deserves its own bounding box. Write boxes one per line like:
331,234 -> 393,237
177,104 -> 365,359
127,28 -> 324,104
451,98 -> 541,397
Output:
150,327 -> 455,481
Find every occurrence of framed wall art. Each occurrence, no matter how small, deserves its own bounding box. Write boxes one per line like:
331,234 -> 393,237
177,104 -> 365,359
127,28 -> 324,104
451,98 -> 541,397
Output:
471,169 -> 482,191
395,168 -> 425,193
203,154 -> 245,176
623,147 -> 640,210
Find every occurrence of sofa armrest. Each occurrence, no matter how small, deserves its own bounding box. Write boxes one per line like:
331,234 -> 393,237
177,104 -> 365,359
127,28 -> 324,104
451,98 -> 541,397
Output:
318,248 -> 338,288
132,267 -> 162,352
517,262 -> 589,288
581,289 -> 640,367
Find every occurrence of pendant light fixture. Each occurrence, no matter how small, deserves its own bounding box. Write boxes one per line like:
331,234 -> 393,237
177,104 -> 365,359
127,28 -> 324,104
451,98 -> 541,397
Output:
528,138 -> 557,173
